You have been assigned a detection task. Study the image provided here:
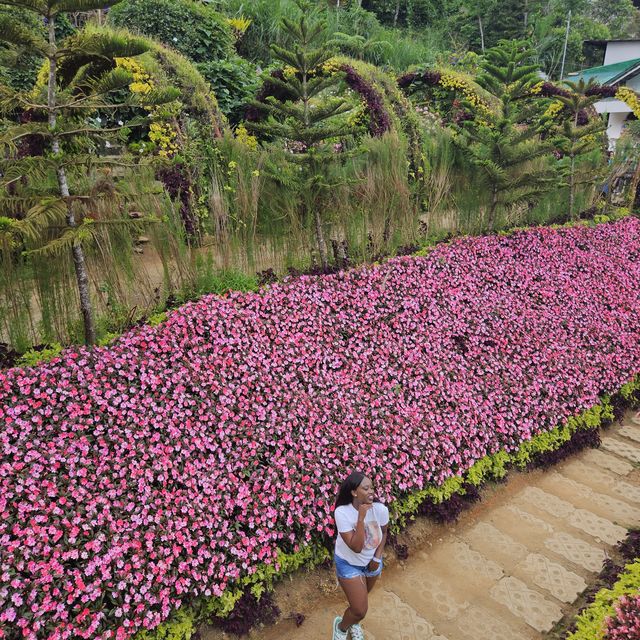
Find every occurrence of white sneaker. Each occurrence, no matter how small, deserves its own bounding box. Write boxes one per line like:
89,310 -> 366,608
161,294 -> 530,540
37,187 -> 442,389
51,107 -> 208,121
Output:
350,622 -> 365,640
333,617 -> 348,640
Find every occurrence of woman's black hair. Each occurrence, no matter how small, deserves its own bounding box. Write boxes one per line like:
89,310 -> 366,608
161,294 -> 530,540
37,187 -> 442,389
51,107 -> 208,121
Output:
335,471 -> 366,509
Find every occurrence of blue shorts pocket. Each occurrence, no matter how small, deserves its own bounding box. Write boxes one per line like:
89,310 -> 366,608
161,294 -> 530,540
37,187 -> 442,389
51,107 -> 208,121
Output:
364,558 -> 383,577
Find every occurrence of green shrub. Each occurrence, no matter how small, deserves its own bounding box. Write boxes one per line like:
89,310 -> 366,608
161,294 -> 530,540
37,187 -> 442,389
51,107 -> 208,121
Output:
108,0 -> 234,64
148,311 -> 168,327
17,343 -> 64,367
176,258 -> 259,304
196,57 -> 259,123
568,560 -> 640,640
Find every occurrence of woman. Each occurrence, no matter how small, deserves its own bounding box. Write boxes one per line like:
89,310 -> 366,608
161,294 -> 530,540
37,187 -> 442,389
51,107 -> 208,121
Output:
332,471 -> 389,640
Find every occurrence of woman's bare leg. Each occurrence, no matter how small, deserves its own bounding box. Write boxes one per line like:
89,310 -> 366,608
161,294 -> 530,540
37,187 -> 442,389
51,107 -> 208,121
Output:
366,574 -> 379,593
337,576 -> 368,631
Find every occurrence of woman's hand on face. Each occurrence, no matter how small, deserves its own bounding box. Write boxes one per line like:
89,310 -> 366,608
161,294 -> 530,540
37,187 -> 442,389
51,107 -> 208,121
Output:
357,503 -> 372,521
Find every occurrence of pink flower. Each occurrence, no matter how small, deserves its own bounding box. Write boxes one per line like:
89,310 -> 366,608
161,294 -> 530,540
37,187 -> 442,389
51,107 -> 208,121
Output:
1,218 -> 640,639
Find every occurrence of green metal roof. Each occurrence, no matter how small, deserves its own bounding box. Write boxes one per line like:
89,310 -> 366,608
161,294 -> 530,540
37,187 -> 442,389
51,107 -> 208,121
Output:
565,57 -> 640,85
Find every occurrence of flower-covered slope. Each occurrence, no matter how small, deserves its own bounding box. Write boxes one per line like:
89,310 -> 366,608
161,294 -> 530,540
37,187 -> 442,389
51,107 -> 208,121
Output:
2,219 -> 640,639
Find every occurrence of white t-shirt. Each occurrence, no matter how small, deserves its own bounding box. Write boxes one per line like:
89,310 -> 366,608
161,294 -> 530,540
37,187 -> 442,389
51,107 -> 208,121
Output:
334,502 -> 389,566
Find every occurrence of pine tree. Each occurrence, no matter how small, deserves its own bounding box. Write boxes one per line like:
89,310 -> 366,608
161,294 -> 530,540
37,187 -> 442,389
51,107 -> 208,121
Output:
247,0 -> 354,269
552,79 -> 607,219
0,1 -> 177,345
456,39 -> 557,230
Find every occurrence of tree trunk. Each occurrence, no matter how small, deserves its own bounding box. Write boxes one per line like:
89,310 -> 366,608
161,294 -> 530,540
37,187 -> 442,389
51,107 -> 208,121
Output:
569,154 -> 576,220
48,15 -> 97,345
394,0 -> 401,27
628,155 -> 640,210
313,203 -> 329,270
488,185 -> 499,231
478,15 -> 485,53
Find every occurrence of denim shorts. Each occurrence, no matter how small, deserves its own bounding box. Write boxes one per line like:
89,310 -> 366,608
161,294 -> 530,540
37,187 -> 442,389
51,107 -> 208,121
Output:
334,553 -> 383,580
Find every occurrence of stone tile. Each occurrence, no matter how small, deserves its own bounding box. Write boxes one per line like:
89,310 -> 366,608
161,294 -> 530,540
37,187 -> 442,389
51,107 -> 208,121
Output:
614,479 -> 640,505
489,576 -> 563,632
430,540 -> 504,583
462,522 -> 528,569
544,532 -> 606,572
601,437 -> 640,464
498,505 -> 556,539
581,449 -> 633,475
388,566 -> 469,621
568,509 -> 628,544
562,460 -> 640,504
516,553 -> 587,603
453,606 -> 530,640
547,473 -> 640,526
515,486 -> 575,518
504,505 -> 554,533
619,425 -> 640,444
562,459 -> 617,489
366,590 -> 449,640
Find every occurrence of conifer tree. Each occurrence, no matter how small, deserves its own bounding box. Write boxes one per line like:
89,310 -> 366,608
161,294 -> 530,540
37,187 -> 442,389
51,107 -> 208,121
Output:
456,39 -> 556,230
246,0 -> 353,269
0,1 -> 177,344
552,79 -> 607,219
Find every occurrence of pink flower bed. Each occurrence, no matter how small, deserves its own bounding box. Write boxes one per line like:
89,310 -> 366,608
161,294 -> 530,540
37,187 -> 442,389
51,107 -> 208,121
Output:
2,219 -> 640,639
606,594 -> 640,639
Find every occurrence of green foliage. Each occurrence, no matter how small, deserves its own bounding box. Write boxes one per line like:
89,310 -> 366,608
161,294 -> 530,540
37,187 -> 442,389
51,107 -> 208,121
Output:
108,0 -> 234,64
196,56 -> 259,123
362,0 -> 458,30
246,0 -> 358,269
551,79 -> 607,220
568,559 -> 640,640
133,607 -> 197,640
0,5 -> 179,345
175,257 -> 259,304
148,311 -> 167,326
456,40 -> 557,229
16,342 -> 63,367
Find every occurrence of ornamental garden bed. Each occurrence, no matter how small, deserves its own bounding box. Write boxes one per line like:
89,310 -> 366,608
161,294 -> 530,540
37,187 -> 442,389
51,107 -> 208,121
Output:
1,218 -> 640,639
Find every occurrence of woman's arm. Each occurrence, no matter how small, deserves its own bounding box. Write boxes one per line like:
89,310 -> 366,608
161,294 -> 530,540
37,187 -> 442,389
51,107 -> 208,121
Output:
338,504 -> 371,553
367,524 -> 387,571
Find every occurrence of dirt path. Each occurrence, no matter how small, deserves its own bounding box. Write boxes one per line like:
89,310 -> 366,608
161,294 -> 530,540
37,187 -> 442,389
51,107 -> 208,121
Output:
201,412 -> 640,640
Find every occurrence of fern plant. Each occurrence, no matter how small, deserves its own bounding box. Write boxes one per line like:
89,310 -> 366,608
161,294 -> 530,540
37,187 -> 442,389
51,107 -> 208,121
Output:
0,1 -> 177,345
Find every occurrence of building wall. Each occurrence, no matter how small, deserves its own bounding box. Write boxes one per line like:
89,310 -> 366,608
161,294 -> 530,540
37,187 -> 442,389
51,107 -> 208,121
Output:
627,74 -> 640,91
604,42 -> 640,65
607,112 -> 633,150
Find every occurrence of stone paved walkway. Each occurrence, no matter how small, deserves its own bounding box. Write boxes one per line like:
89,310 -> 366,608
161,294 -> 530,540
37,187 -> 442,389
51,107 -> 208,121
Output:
202,412 -> 640,640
